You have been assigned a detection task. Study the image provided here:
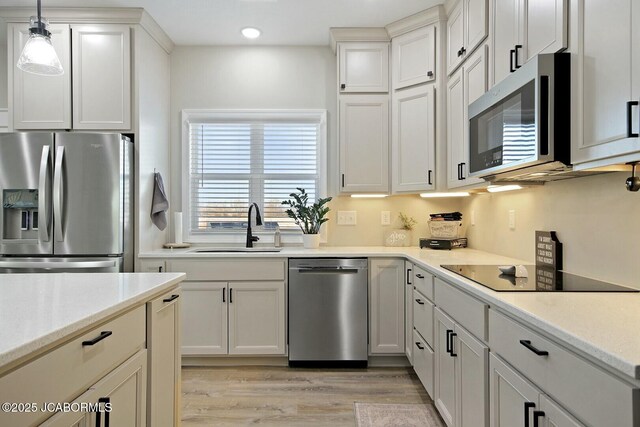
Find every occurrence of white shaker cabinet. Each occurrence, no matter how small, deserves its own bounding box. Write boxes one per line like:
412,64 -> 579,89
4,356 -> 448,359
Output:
9,23 -> 72,130
181,282 -> 228,355
338,42 -> 389,93
369,258 -> 405,354
447,0 -> 488,75
391,84 -> 435,193
339,95 -> 390,193
570,0 -> 640,168
392,25 -> 436,90
405,262 -> 414,364
71,24 -> 131,130
434,308 -> 457,426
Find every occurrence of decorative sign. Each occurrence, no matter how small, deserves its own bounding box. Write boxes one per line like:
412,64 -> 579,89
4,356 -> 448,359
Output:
535,231 -> 562,270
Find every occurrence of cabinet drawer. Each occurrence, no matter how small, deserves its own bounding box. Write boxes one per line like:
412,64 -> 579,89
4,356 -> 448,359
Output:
413,265 -> 434,301
0,306 -> 145,426
413,289 -> 434,347
489,309 -> 639,427
413,329 -> 434,398
168,258 -> 285,281
434,277 -> 487,341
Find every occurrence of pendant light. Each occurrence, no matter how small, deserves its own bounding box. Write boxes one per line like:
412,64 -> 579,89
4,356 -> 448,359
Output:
17,0 -> 63,76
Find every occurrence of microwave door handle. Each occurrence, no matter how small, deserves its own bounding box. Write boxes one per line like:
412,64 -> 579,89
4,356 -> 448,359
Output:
539,76 -> 550,156
38,145 -> 50,242
53,146 -> 65,242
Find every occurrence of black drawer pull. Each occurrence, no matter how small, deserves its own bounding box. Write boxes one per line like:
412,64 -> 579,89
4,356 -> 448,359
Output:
533,410 -> 545,427
163,294 -> 179,303
340,83 -> 346,90
415,342 -> 424,350
428,170 -> 433,185
510,49 -> 516,72
461,163 -> 466,180
627,101 -> 639,137
520,339 -> 549,356
445,329 -> 452,354
514,44 -> 522,69
427,71 -> 434,77
407,268 -> 412,285
416,273 -> 424,279
524,402 -> 536,427
415,299 -> 425,305
83,331 -> 112,346
450,332 -> 457,357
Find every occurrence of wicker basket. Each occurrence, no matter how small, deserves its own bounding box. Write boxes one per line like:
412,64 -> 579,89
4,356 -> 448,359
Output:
428,220 -> 464,238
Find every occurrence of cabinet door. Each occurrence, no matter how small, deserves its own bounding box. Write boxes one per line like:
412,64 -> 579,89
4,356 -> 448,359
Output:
447,1 -> 465,75
489,354 -> 540,427
138,260 -> 166,273
339,42 -> 389,93
455,325 -> 489,427
369,259 -> 405,354
339,95 -> 390,193
181,282 -> 228,355
10,23 -> 71,130
524,0 -> 567,61
434,308 -> 456,427
447,68 -> 465,189
405,262 -> 414,364
391,84 -> 435,193
72,24 -> 131,130
465,0 -> 489,56
491,0 -> 523,86
570,0 -> 640,166
228,281 -> 286,355
413,329 -> 435,399
392,25 -> 436,90
147,289 -> 181,427
539,395 -> 585,427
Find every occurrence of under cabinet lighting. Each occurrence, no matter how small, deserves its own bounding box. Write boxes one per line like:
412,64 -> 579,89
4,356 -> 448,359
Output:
241,27 -> 261,39
350,194 -> 388,198
420,192 -> 470,198
487,185 -> 524,193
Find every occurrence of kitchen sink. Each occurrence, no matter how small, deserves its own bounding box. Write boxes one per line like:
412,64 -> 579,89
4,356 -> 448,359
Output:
189,247 -> 283,253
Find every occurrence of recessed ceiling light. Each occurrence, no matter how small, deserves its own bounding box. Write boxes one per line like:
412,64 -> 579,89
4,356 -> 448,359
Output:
241,27 -> 261,39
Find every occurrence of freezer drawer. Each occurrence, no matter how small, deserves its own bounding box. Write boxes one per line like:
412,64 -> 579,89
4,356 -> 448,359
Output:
0,257 -> 123,273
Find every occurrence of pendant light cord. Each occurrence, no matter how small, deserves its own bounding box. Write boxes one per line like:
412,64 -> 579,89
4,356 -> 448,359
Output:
37,0 -> 42,23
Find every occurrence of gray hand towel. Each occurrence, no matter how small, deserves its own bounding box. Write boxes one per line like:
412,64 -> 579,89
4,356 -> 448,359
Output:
151,172 -> 169,230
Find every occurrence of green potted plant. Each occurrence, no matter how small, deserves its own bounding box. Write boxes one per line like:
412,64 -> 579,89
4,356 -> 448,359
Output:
282,188 -> 332,249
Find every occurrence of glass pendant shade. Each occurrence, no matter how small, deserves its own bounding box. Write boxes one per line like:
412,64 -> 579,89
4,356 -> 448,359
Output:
17,15 -> 64,76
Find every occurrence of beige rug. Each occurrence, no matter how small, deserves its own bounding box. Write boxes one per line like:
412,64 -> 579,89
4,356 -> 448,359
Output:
354,403 -> 445,427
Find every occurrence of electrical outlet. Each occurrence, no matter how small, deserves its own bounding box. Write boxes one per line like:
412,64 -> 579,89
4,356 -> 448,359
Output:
471,210 -> 476,226
508,210 -> 516,230
381,211 -> 391,225
337,211 -> 357,225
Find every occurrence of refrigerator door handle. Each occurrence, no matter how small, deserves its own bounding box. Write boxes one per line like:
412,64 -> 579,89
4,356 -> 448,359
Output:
0,260 -> 117,269
38,146 -> 51,242
53,146 -> 65,242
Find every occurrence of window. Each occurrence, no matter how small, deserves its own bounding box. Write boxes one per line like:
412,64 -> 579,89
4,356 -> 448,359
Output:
182,110 -> 326,242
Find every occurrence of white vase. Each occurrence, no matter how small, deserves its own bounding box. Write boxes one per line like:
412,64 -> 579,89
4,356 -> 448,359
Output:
302,233 -> 321,249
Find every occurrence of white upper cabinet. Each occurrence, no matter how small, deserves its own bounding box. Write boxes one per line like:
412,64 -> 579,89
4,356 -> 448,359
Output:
338,42 -> 389,93
491,0 -> 567,86
72,24 -> 131,130
392,25 -> 436,90
339,95 -> 390,193
9,23 -> 71,130
447,0 -> 488,75
392,84 -> 435,193
570,0 -> 640,168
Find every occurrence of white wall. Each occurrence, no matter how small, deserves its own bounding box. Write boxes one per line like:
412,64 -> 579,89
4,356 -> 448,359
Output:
135,27 -> 171,255
462,172 -> 640,288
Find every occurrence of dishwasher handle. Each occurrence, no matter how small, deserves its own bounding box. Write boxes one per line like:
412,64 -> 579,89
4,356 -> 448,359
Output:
296,267 -> 361,274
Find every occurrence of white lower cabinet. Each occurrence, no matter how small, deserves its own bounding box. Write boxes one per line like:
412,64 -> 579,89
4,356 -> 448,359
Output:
413,329 -> 435,398
434,307 -> 488,427
405,262 -> 414,364
369,259 -> 405,354
182,282 -> 228,355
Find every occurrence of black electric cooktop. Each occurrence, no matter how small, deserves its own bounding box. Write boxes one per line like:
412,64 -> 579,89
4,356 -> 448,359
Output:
441,265 -> 638,292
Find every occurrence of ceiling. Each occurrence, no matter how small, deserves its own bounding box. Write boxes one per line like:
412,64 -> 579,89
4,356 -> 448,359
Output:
0,0 -> 443,45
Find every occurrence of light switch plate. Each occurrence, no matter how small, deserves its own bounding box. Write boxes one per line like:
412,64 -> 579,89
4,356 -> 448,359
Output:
508,210 -> 516,230
337,211 -> 357,225
381,211 -> 391,225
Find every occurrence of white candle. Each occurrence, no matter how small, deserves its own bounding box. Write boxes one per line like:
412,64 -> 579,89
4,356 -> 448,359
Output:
174,212 -> 183,244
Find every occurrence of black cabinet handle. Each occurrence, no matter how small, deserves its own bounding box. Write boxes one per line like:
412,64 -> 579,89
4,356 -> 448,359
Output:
341,173 -> 345,188
222,288 -> 226,303
428,170 -> 433,185
457,163 -> 462,180
450,332 -> 457,357
627,101 -> 639,137
96,397 -> 110,427
158,266 -> 163,272
533,410 -> 545,427
229,288 -> 233,303
416,342 -> 425,350
340,83 -> 346,90
520,339 -> 549,356
514,45 -> 523,69
416,273 -> 424,279
524,402 -> 536,427
163,294 -> 179,303
510,49 -> 516,72
461,163 -> 466,180
407,268 -> 412,285
445,329 -> 453,354
415,299 -> 425,305
427,71 -> 434,77
457,48 -> 463,57
82,331 -> 112,346
461,47 -> 466,55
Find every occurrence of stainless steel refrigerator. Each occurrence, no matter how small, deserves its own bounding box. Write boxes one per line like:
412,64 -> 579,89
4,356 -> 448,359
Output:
0,132 -> 133,273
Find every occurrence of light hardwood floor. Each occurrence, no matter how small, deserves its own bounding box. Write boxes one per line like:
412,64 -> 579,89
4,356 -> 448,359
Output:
182,366 -> 436,426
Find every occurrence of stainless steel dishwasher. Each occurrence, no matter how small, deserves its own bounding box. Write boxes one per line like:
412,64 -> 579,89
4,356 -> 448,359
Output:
288,258 -> 368,367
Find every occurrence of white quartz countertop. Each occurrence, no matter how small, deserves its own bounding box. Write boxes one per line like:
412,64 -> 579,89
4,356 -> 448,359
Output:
0,272 -> 185,373
141,246 -> 640,381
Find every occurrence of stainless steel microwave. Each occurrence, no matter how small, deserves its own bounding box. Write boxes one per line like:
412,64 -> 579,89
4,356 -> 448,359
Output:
468,53 -> 570,180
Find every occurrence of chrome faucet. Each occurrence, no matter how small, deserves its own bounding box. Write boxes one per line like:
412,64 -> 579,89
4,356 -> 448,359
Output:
246,203 -> 263,248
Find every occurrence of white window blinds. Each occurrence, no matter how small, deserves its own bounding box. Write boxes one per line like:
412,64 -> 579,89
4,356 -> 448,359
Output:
186,112 -> 323,235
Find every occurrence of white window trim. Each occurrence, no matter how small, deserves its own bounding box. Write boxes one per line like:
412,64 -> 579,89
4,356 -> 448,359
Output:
181,109 -> 328,244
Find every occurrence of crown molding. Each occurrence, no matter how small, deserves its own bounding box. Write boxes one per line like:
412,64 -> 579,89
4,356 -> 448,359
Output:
329,27 -> 390,53
385,5 -> 447,38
